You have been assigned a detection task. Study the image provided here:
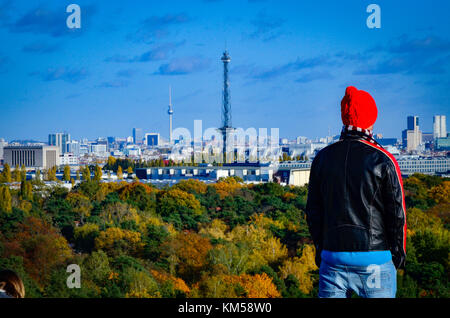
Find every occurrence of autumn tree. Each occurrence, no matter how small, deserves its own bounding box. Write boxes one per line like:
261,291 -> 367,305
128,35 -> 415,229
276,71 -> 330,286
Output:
20,181 -> 33,201
0,163 -> 12,183
63,165 -> 71,182
278,244 -> 317,295
66,192 -> 92,224
74,223 -> 100,252
34,169 -> 41,183
95,227 -> 143,257
46,166 -> 57,181
94,165 -> 102,182
161,232 -> 212,283
0,217 -> 72,285
20,164 -> 27,181
82,166 -> 91,181
0,186 -> 12,213
13,164 -> 21,182
117,166 -> 123,180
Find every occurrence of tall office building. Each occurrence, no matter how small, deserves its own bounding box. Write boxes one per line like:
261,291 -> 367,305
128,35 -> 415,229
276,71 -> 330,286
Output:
48,133 -> 70,154
132,128 -> 143,145
433,115 -> 447,139
402,116 -> 422,152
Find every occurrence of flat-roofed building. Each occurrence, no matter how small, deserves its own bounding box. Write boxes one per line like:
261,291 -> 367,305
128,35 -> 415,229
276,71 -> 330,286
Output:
3,145 -> 60,169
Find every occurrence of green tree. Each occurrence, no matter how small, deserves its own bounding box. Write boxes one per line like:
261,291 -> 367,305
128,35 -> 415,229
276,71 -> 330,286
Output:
63,165 -> 71,182
20,181 -> 33,201
0,186 -> 12,213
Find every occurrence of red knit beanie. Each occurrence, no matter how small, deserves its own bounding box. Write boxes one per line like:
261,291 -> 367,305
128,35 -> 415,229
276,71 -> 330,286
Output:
341,86 -> 378,129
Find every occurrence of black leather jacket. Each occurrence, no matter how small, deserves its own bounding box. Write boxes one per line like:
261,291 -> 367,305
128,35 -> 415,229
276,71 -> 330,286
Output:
305,132 -> 407,269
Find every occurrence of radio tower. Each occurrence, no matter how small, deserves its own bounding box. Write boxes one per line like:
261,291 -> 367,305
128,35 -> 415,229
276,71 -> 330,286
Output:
219,50 -> 233,163
168,85 -> 173,144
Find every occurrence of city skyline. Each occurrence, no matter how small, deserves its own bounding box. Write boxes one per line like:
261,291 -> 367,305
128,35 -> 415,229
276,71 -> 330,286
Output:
1,0 -> 450,141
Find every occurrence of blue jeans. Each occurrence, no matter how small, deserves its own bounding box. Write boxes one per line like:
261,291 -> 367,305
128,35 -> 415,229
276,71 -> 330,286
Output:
318,259 -> 397,298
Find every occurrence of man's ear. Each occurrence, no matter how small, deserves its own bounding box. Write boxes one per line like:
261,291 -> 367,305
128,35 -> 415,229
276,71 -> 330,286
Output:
0,282 -> 6,289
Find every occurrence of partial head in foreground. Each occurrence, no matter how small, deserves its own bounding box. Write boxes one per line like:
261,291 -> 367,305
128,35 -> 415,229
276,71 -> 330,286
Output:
0,270 -> 25,298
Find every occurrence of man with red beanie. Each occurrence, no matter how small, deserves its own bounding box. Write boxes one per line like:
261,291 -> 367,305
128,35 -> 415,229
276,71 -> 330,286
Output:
306,86 -> 406,298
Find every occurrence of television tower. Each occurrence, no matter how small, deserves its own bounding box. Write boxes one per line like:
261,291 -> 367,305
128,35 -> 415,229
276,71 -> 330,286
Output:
168,85 -> 173,144
219,50 -> 233,163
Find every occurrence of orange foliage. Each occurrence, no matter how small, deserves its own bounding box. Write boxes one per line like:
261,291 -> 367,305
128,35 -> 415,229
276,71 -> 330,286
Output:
282,192 -> 296,202
223,273 -> 280,298
162,232 -> 212,280
150,269 -> 191,294
1,217 -> 72,285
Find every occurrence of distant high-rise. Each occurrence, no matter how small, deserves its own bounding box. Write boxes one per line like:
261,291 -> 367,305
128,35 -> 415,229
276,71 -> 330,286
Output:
67,140 -> 80,156
145,133 -> 160,147
402,116 -> 422,152
132,128 -> 143,144
48,133 -> 70,154
0,138 -> 7,161
168,86 -> 173,144
433,115 -> 447,138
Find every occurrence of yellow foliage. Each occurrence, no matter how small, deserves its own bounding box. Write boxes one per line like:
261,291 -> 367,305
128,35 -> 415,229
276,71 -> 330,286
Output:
217,224 -> 288,271
160,188 -> 203,215
428,181 -> 450,204
18,200 -> 32,213
175,179 -> 208,194
124,268 -> 161,298
199,219 -> 228,240
191,273 -> 280,298
212,178 -> 242,199
95,227 -> 143,255
278,244 -> 318,295
250,213 -> 285,230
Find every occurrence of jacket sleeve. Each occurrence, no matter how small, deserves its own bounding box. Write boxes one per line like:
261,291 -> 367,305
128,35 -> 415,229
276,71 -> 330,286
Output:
305,156 -> 324,268
382,159 -> 407,269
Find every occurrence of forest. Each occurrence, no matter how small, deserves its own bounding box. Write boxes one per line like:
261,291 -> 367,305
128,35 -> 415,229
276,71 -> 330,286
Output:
0,169 -> 448,298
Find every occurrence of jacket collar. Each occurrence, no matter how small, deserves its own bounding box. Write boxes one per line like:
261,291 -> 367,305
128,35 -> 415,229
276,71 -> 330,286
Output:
339,125 -> 381,146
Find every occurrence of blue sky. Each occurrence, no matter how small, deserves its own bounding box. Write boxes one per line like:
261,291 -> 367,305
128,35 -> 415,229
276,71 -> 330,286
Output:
0,0 -> 449,141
